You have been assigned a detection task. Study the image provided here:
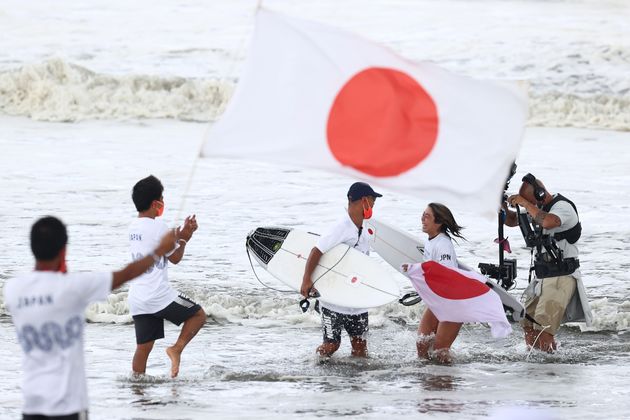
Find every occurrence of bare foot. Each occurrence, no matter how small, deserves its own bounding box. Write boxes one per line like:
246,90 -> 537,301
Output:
432,348 -> 453,364
166,346 -> 181,378
535,331 -> 557,353
416,334 -> 435,359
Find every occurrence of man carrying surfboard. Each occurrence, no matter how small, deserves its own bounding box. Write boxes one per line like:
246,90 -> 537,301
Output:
127,175 -> 206,378
300,182 -> 382,357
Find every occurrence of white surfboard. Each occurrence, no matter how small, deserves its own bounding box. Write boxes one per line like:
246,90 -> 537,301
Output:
364,218 -> 526,321
246,227 -> 400,309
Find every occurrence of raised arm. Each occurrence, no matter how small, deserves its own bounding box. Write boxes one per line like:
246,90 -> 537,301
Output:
112,229 -> 177,290
507,194 -> 561,229
168,215 -> 198,264
502,202 -> 519,227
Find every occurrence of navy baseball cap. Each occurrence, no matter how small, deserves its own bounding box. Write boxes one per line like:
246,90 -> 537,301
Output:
347,182 -> 383,202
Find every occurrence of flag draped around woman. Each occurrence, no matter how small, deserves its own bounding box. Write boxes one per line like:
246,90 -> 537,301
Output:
405,261 -> 512,338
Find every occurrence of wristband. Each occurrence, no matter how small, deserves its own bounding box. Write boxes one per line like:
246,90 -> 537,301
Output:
178,238 -> 187,245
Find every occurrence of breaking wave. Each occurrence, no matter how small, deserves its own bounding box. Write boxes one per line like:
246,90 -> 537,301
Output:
1,286 -> 628,333
0,59 -> 628,131
83,290 -> 630,333
529,93 -> 630,132
83,289 -> 422,327
0,59 -> 233,122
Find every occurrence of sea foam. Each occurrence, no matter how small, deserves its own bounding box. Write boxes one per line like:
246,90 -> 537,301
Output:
0,59 -> 232,123
1,59 -> 628,131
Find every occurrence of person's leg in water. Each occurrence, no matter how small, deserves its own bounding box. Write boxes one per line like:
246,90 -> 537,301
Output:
318,307 -> 341,357
317,341 -> 341,356
432,321 -> 462,364
132,314 -> 163,375
346,312 -> 369,357
133,340 -> 155,375
522,294 -> 540,349
166,308 -> 206,378
350,336 -> 367,357
417,308 -> 439,358
528,275 -> 576,353
533,330 -> 556,352
525,320 -> 556,352
523,325 -> 538,348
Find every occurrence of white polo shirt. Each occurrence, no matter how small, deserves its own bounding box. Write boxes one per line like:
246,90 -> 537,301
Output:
315,212 -> 371,315
424,233 -> 458,268
3,271 -> 112,416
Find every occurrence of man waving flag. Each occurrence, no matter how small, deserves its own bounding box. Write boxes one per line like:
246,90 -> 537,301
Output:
203,8 -> 528,217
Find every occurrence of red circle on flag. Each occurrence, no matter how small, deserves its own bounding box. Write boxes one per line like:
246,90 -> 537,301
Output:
421,261 -> 490,300
327,67 -> 439,177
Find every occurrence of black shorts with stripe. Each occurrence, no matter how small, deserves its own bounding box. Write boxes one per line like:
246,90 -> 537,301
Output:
23,411 -> 88,420
132,294 -> 202,344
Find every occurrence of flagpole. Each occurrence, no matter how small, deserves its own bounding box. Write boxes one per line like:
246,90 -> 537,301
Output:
175,0 -> 261,222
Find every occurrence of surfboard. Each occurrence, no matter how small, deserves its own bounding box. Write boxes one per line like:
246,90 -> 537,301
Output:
364,218 -> 526,322
246,227 -> 400,309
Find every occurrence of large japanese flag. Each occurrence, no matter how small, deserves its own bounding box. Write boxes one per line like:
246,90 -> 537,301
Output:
203,8 -> 527,216
406,261 -> 512,338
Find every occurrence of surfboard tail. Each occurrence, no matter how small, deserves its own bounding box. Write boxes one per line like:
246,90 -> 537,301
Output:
246,227 -> 292,267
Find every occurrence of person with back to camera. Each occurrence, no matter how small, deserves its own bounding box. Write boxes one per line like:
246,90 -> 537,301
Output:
4,216 -> 177,420
504,173 -> 589,352
300,182 -> 382,358
405,203 -> 466,364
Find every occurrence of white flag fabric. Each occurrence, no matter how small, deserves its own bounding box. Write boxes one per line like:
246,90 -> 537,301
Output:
406,261 -> 512,338
204,8 -> 528,217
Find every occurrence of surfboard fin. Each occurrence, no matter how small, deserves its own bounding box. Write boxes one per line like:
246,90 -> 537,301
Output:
399,292 -> 422,306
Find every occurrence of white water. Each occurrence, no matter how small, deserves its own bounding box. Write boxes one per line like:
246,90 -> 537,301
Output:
2,0 -> 630,418
2,117 -> 630,419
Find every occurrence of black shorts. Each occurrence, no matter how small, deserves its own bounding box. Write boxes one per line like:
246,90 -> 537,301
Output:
23,412 -> 87,420
133,294 -> 202,344
321,307 -> 369,344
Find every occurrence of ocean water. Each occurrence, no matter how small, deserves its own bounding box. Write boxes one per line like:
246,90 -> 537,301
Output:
1,0 -> 630,419
1,0 -> 629,129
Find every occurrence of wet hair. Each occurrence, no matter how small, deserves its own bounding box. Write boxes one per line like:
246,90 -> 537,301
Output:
132,175 -> 164,212
30,216 -> 68,260
428,203 -> 465,241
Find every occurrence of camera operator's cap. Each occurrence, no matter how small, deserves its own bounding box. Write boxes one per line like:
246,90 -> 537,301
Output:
347,182 -> 383,201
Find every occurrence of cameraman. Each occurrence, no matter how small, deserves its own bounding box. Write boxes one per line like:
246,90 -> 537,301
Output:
504,173 -> 585,352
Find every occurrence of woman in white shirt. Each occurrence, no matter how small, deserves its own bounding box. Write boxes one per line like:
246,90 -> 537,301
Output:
417,203 -> 465,363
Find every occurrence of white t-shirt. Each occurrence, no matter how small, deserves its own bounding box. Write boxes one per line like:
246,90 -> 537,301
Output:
543,196 -> 579,260
127,217 -> 178,316
3,271 -> 112,416
315,212 -> 371,315
424,232 -> 458,268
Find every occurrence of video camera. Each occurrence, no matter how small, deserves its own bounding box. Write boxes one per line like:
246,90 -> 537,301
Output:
478,162 -> 518,290
516,209 -> 580,278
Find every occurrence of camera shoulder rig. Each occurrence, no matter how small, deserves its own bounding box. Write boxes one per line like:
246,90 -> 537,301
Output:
541,194 -> 581,244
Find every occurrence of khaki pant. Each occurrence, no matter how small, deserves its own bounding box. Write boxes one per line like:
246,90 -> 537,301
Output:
521,275 -> 576,335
